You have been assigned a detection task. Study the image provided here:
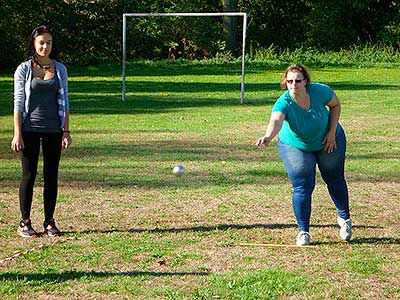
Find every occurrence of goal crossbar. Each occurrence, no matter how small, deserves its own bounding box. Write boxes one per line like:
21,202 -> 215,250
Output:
122,12 -> 248,103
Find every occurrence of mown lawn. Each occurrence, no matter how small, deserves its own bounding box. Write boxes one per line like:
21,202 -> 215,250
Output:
0,61 -> 399,300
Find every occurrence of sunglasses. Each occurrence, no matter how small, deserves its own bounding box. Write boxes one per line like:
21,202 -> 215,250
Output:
32,26 -> 50,37
286,79 -> 304,84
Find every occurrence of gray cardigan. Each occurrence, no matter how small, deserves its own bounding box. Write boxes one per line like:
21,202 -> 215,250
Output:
14,59 -> 69,129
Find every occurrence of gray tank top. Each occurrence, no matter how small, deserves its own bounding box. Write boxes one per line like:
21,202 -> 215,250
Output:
23,75 -> 61,133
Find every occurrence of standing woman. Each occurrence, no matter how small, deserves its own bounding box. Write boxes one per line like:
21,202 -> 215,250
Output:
11,25 -> 71,237
256,64 -> 352,246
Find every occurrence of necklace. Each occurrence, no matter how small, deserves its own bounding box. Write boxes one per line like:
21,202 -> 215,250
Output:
38,63 -> 53,70
41,64 -> 52,70
35,60 -> 53,70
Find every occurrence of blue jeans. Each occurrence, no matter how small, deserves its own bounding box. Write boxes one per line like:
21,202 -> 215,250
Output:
277,129 -> 350,232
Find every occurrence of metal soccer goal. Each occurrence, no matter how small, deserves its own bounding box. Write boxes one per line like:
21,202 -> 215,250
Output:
122,12 -> 248,103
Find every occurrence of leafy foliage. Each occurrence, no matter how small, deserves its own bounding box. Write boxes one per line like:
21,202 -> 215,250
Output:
0,0 -> 399,67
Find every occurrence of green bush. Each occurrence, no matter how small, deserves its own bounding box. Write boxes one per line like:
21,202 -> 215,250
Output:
248,44 -> 400,67
0,0 -> 399,67
379,15 -> 400,47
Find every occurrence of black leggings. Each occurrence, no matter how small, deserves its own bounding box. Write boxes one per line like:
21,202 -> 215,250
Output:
19,132 -> 62,221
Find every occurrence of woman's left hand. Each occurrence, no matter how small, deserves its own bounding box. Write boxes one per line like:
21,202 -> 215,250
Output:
62,132 -> 72,149
322,131 -> 336,153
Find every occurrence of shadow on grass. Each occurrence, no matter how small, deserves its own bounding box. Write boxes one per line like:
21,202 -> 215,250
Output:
314,237 -> 400,246
67,60 -> 400,78
69,60 -> 251,77
350,237 -> 400,245
67,81 -> 279,115
0,270 -> 209,283
70,60 -> 364,78
68,80 -> 400,115
62,223 -> 297,236
1,69 -> 399,117
0,81 -> 278,117
63,222 -> 382,236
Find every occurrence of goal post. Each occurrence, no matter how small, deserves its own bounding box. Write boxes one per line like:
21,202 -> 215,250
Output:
122,12 -> 248,103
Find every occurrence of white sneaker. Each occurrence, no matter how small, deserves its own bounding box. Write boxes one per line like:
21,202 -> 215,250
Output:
296,231 -> 311,246
337,217 -> 352,241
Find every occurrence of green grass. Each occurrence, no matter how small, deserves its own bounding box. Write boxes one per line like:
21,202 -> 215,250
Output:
0,60 -> 399,299
194,269 -> 307,300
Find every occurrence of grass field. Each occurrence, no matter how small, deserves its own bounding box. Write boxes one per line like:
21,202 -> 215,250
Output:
0,60 -> 399,299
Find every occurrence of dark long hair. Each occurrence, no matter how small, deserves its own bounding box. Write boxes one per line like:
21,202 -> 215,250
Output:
28,25 -> 58,64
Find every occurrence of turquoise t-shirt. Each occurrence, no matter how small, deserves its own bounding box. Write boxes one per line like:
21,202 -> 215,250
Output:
272,82 -> 339,151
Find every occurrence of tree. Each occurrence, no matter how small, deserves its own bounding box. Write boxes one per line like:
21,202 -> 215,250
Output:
223,0 -> 239,55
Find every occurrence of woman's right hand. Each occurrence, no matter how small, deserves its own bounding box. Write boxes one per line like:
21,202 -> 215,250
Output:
256,136 -> 270,146
11,135 -> 24,152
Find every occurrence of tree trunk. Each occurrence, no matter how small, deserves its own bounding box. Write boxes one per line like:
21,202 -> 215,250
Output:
223,0 -> 238,55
